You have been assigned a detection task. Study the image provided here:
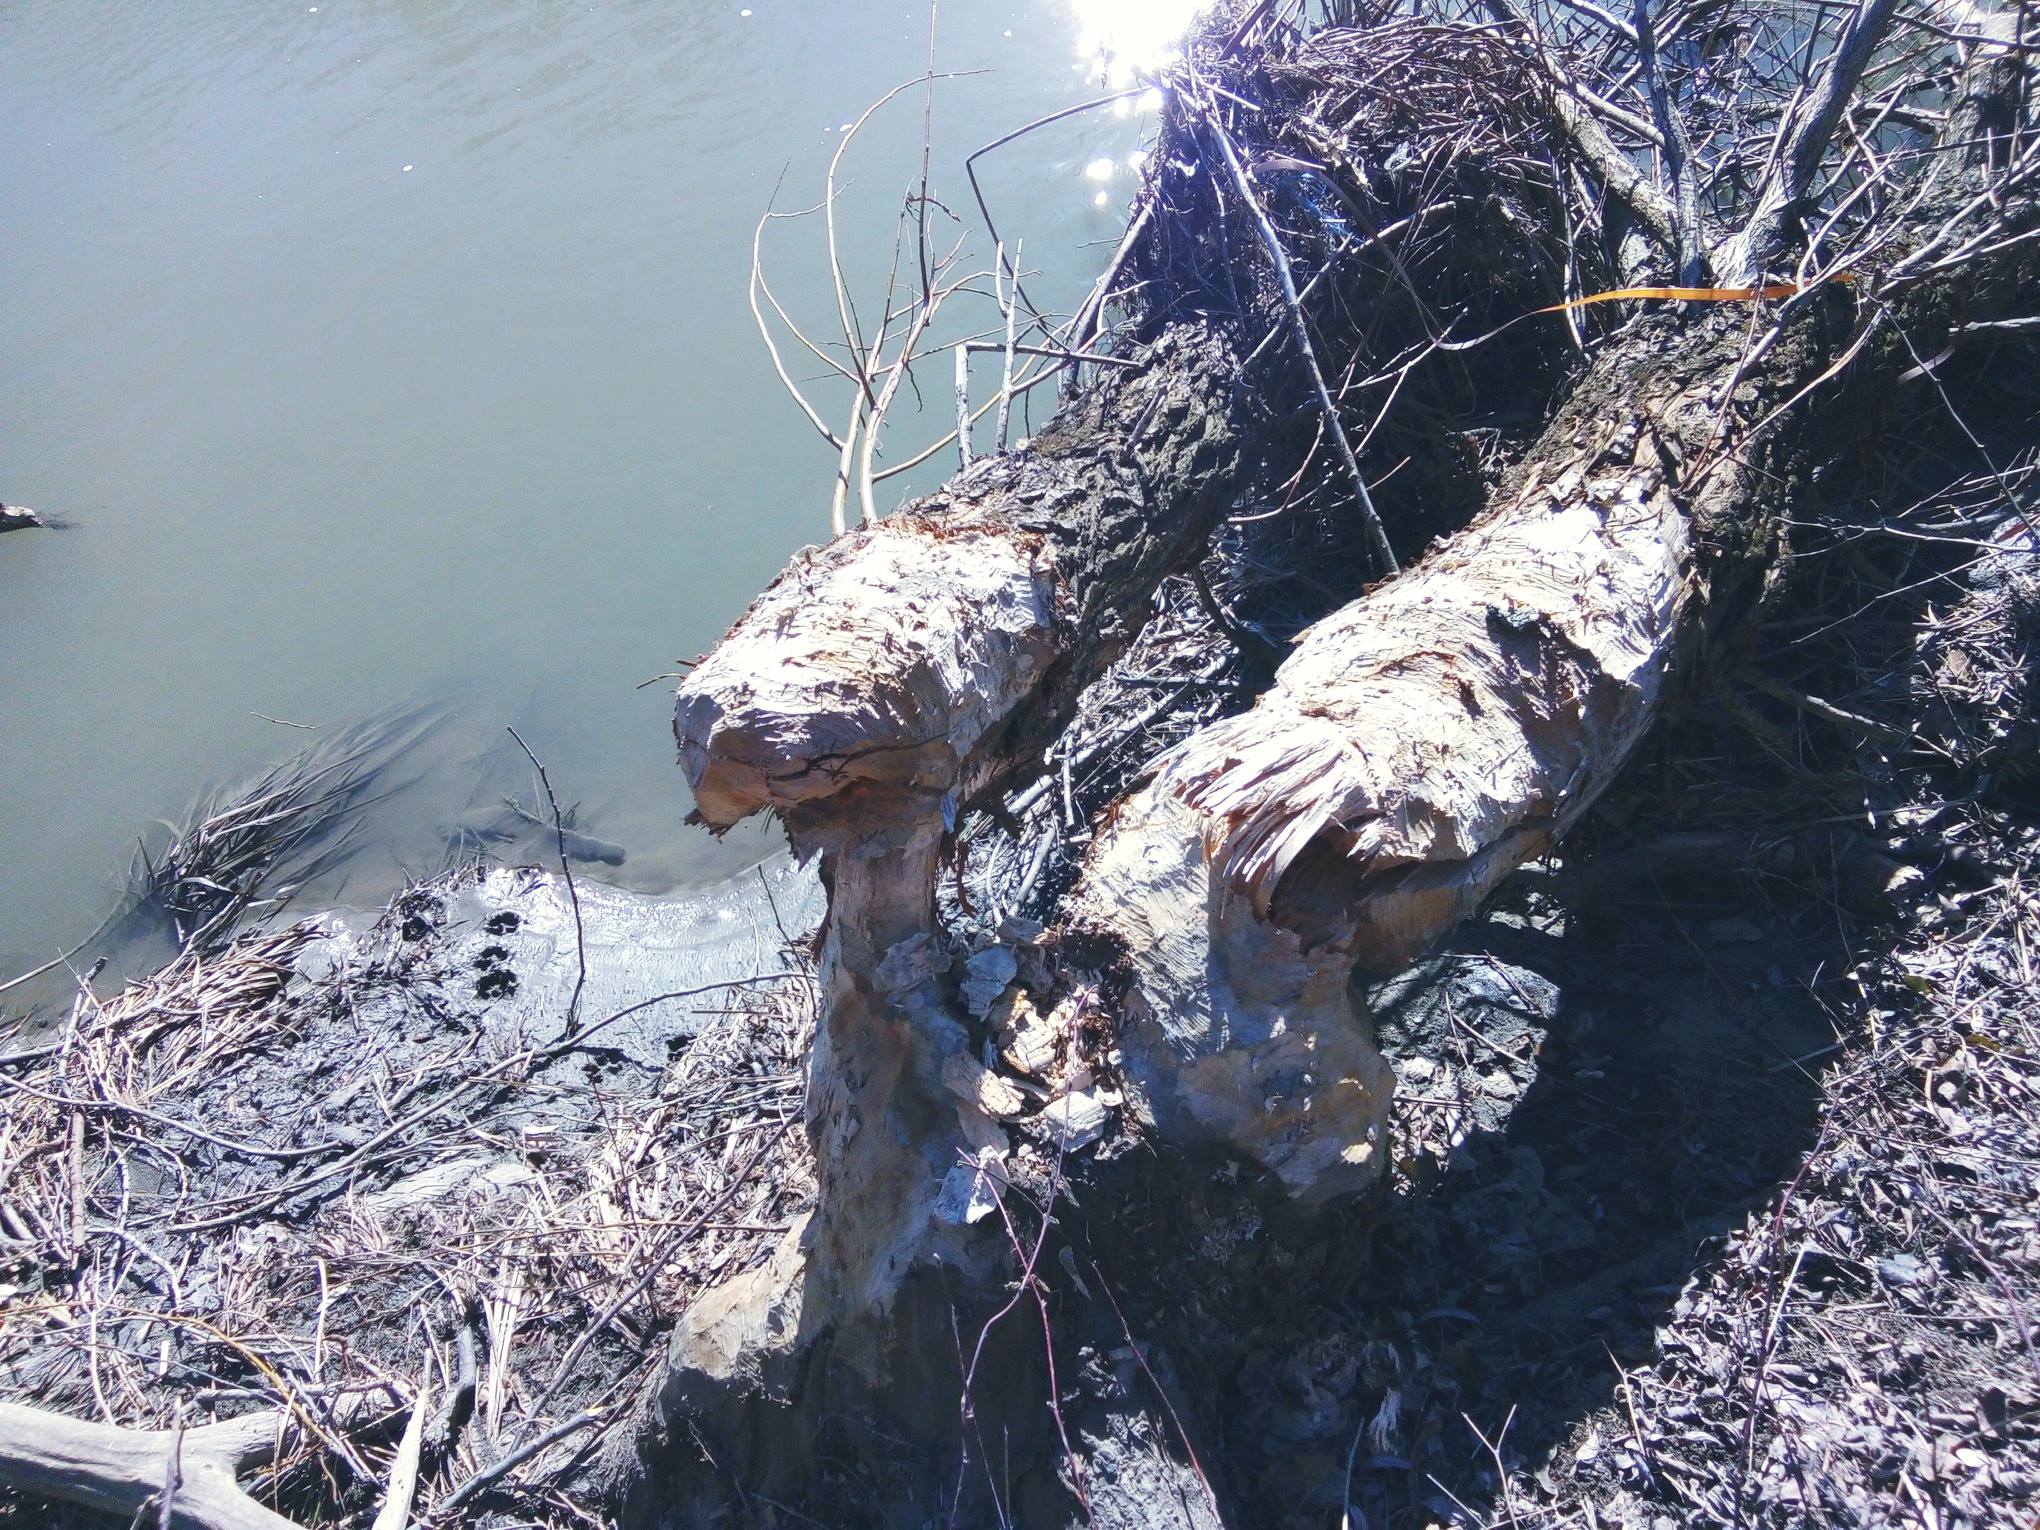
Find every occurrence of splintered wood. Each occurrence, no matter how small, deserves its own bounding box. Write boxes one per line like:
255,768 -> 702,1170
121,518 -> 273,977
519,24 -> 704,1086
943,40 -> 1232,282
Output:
1166,455 -> 1692,970
675,521 -> 1063,837
1074,451 -> 1691,1202
668,325 -> 1249,1333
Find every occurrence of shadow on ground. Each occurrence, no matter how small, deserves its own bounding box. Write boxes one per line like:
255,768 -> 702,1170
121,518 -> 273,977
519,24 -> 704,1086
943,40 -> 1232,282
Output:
1078,871 -> 1840,1530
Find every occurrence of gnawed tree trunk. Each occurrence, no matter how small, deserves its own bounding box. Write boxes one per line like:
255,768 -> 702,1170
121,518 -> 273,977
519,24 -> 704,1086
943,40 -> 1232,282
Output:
1071,390 -> 1692,1201
601,322 -> 1261,1524
1068,246 -> 2032,1197
1069,0 -> 2034,1200
664,322 -> 1249,1344
1049,7 -> 2029,1217
676,321 -> 1247,847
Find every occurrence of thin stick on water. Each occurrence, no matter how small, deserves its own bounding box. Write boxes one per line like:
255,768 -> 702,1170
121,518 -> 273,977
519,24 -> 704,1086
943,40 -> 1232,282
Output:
917,1 -> 939,306
965,87 -> 1150,342
955,344 -> 973,468
506,727 -> 586,1033
995,238 -> 1022,450
0,936 -> 93,998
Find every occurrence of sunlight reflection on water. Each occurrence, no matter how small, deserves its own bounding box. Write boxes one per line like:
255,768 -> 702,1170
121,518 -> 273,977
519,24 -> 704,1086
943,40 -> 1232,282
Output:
1068,0 -> 1208,87
1062,0 -> 1202,201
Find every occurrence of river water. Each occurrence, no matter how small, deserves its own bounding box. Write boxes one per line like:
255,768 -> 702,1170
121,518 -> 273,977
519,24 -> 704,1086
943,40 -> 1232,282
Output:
0,0 -> 1203,976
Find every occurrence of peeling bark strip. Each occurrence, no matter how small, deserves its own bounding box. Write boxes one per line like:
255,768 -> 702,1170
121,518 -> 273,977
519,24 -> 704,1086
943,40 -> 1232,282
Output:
672,323 -> 1250,1330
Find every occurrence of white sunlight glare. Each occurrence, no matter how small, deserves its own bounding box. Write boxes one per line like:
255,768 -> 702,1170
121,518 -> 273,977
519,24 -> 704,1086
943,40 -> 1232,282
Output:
1067,0 -> 1209,87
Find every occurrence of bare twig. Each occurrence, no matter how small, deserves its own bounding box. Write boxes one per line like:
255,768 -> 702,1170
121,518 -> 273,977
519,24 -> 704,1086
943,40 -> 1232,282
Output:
507,728 -> 587,1034
1202,95 -> 1397,575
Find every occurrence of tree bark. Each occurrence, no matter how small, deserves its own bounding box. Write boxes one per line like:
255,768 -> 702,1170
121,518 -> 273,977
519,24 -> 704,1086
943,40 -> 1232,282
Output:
667,322 -> 1252,1352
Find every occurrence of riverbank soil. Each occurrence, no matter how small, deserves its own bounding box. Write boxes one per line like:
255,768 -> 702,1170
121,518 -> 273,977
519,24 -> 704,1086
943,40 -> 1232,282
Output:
5,591 -> 2035,1527
0,866 -> 820,1530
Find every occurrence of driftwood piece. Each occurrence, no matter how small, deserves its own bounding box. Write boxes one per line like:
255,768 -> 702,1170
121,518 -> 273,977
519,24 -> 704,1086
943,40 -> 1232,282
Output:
0,1401 -> 313,1530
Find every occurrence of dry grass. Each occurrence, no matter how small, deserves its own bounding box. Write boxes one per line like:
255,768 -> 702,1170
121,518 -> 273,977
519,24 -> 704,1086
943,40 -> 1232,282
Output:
0,875 -> 816,1528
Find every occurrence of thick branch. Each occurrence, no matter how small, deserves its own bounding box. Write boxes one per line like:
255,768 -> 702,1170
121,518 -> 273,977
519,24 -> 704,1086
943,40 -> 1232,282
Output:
1632,0 -> 1707,281
1714,0 -> 1904,281
0,1402 -> 310,1530
1481,0 -> 1684,257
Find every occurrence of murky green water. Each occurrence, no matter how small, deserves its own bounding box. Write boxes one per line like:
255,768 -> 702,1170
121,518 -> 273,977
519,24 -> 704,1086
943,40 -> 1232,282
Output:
0,0 -> 1199,974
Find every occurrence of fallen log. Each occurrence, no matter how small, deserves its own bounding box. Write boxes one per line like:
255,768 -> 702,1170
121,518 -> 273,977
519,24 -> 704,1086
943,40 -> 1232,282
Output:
0,1397 -> 387,1530
1062,0 -> 2037,1203
1075,256 -> 2036,1206
677,320 -> 1249,846
1071,389 -> 1692,1201
668,321 -> 1250,1345
602,322 -> 1261,1524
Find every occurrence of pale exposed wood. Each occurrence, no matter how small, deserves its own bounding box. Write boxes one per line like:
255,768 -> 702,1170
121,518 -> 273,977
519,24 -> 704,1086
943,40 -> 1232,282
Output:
942,1050 -> 1029,1119
989,987 -> 1067,1079
369,1384 -> 428,1530
672,322 -> 1251,1337
675,522 -> 1063,837
676,321 -> 1247,844
1071,786 -> 1396,1204
0,1401 -> 306,1530
1163,452 -> 1691,971
800,825 -> 972,1331
1069,324 -> 1735,1203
